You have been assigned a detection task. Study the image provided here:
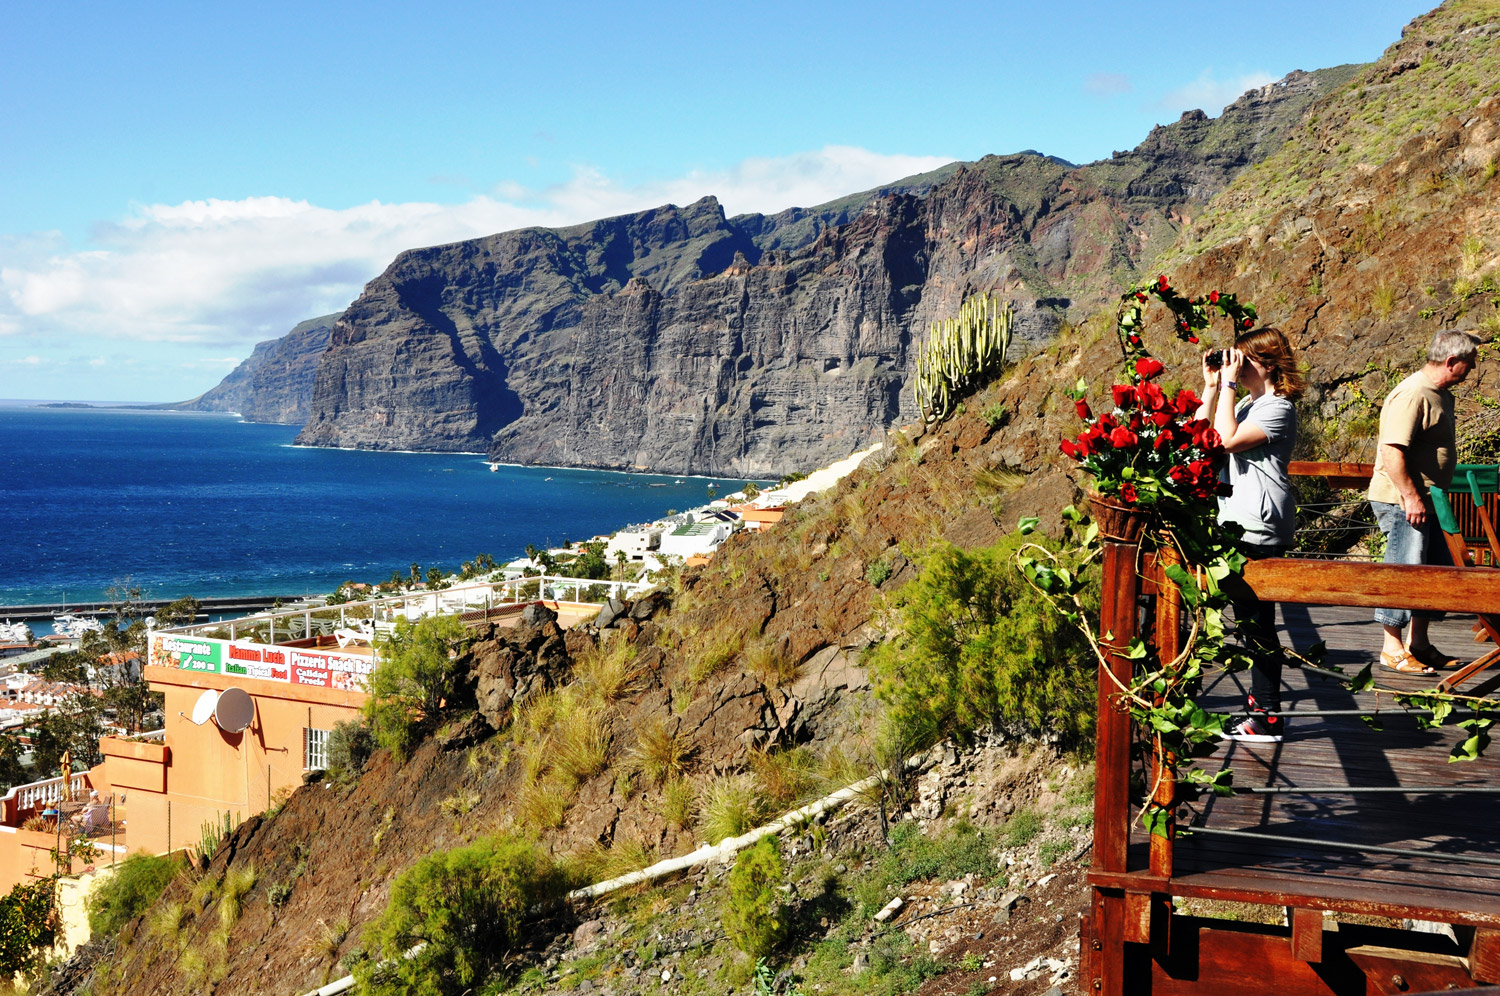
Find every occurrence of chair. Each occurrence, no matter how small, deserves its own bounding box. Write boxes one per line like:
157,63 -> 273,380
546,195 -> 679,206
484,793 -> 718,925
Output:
1442,464 -> 1500,566
1430,483 -> 1500,691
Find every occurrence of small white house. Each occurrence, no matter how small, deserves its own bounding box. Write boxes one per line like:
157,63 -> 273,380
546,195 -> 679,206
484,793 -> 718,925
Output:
605,527 -> 662,563
657,521 -> 731,559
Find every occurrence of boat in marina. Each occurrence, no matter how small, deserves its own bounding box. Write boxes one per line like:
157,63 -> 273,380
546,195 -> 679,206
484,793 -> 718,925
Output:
53,613 -> 104,639
0,621 -> 32,644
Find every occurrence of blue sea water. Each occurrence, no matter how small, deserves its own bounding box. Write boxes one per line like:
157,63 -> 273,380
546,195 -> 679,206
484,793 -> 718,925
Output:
0,406 -> 742,606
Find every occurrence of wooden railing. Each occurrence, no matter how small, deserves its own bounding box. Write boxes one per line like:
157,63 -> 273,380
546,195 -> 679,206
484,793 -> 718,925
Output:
1084,460 -> 1500,994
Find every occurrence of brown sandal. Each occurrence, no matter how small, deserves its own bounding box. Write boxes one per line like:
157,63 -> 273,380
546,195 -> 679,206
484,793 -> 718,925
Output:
1408,644 -> 1461,670
1380,650 -> 1436,675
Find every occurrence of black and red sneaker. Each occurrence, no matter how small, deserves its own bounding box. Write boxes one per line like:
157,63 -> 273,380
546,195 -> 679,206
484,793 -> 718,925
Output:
1221,714 -> 1283,742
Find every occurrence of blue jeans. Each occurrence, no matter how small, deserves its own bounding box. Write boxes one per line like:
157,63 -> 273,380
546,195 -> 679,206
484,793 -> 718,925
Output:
1371,499 -> 1451,627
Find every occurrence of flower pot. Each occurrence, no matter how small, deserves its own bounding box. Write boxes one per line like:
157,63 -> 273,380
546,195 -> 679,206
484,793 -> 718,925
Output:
1089,492 -> 1150,544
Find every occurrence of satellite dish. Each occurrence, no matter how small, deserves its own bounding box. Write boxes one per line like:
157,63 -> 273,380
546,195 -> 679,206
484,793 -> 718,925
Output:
213,687 -> 254,733
189,690 -> 220,726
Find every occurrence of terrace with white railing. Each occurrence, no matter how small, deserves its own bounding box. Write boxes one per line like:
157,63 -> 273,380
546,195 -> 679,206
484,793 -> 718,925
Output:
152,574 -> 651,646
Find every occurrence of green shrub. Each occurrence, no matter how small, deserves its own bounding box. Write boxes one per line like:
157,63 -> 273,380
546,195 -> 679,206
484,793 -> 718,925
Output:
0,878 -> 59,977
981,403 -> 1009,429
326,718 -> 374,783
721,837 -> 787,959
867,533 -> 1096,746
356,833 -> 565,996
365,614 -> 469,760
1004,808 -> 1044,849
864,558 -> 892,586
87,851 -> 182,936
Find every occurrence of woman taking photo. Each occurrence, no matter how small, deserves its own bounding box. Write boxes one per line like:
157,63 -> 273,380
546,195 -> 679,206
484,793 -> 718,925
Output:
1195,327 -> 1305,742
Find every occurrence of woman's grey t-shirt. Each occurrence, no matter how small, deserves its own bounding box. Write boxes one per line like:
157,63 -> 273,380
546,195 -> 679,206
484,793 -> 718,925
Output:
1217,393 -> 1297,547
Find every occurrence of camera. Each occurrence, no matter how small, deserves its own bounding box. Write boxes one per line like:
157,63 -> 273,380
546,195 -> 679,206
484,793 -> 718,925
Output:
1204,349 -> 1224,370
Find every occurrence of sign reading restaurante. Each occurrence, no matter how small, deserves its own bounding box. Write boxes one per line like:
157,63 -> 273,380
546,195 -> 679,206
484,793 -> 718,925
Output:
149,633 -> 371,692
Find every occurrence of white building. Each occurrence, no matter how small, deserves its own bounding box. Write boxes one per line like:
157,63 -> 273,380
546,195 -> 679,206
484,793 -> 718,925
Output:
605,527 -> 662,563
657,521 -> 731,559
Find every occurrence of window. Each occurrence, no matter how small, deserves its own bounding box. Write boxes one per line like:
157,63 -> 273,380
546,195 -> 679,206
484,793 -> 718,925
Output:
305,727 -> 330,771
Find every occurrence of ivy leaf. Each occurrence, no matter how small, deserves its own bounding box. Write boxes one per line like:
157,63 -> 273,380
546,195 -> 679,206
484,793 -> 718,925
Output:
1083,521 -> 1099,545
1450,717 -> 1493,763
1141,804 -> 1173,839
1017,516 -> 1040,535
1361,714 -> 1384,731
1126,639 -> 1150,661
1348,662 -> 1375,694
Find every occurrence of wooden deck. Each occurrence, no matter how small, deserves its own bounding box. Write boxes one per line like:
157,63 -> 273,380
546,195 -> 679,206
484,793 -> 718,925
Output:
1129,603 -> 1500,925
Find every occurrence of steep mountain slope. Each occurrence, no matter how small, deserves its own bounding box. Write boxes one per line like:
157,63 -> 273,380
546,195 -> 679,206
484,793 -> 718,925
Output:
291,69 -> 1348,474
43,7 -> 1500,994
174,313 -> 340,423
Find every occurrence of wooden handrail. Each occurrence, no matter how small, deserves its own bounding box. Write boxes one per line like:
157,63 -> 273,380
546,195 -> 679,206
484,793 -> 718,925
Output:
1288,460 -> 1375,489
1245,558 -> 1500,613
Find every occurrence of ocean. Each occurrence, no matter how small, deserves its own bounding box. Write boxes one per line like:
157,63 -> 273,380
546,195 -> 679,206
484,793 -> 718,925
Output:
0,405 -> 744,607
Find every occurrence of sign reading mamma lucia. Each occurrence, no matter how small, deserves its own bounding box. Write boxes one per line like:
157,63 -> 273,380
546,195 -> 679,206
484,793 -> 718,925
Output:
149,633 -> 370,692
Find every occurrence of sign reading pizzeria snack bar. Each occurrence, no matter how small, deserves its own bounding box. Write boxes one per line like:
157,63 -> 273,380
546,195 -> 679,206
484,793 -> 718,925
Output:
150,634 -> 369,692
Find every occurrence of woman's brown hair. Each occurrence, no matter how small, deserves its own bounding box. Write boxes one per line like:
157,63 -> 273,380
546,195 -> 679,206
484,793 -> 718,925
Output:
1235,326 -> 1305,400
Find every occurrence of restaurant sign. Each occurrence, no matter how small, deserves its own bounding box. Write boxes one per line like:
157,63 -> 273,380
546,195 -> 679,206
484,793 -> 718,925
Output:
149,633 -> 370,692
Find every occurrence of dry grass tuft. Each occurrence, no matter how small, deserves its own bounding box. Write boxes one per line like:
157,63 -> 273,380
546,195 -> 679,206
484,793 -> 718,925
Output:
219,861 -> 257,930
148,899 -> 188,944
574,635 -> 645,702
747,746 -> 819,810
686,619 -> 745,683
626,716 -> 697,786
697,774 -> 767,844
660,778 -> 696,830
517,770 -> 572,829
439,786 -> 481,818
744,638 -> 799,686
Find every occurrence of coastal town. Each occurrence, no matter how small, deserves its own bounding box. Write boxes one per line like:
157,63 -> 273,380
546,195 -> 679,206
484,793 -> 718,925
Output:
0,452 -> 875,958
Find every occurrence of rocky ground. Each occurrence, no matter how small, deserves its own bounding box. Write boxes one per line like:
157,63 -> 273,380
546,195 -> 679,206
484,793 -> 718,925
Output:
516,740 -> 1094,996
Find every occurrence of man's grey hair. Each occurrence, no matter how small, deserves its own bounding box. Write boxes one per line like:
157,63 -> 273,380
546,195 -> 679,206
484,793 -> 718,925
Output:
1429,329 -> 1480,365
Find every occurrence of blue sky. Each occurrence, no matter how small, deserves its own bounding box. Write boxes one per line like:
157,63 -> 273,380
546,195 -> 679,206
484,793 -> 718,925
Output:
0,0 -> 1432,401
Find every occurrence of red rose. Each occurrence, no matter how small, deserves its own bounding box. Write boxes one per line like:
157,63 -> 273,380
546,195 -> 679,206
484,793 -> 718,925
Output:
1120,482 -> 1139,503
1151,411 -> 1173,427
1112,384 -> 1134,408
1208,290 -> 1220,304
1200,427 -> 1222,449
1187,335 -> 1199,344
1135,357 -> 1165,380
1098,413 -> 1117,431
1128,334 -> 1142,346
1137,382 -> 1167,411
1109,425 -> 1139,448
1243,317 -> 1255,329
1060,439 -> 1080,459
1173,388 -> 1202,413
1135,292 -> 1147,302
1075,399 -> 1093,420
1178,320 -> 1188,330
1157,275 -> 1170,291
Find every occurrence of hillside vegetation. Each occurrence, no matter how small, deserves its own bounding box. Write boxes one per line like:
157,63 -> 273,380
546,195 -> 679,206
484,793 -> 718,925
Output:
38,4 -> 1500,995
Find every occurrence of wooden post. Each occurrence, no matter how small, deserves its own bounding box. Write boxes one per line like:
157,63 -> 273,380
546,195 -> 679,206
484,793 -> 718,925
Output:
1150,543 -> 1182,880
1092,502 -> 1144,875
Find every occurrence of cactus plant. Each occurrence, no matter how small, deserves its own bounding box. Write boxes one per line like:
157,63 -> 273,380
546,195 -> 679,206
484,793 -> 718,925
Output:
912,293 -> 1013,424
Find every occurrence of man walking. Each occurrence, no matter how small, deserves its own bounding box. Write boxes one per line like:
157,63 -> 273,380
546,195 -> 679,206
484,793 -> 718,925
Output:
1370,330 -> 1479,673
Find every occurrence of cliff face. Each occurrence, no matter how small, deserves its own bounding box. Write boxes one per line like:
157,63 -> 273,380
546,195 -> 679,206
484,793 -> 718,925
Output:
288,69 -> 1350,475
175,313 -> 339,423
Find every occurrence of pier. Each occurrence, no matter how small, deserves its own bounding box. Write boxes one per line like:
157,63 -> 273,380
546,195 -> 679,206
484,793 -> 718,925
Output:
0,595 -> 307,624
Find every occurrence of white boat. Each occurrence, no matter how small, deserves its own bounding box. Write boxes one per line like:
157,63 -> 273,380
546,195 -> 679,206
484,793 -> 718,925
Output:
53,614 -> 104,639
0,621 -> 33,644
489,462 -> 500,472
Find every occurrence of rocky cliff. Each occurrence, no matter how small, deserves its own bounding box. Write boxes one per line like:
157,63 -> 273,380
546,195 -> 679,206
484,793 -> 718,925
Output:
289,68 -> 1350,475
175,313 -> 339,423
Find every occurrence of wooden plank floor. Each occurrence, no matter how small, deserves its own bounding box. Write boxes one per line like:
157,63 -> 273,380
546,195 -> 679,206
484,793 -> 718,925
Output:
1129,602 -> 1500,923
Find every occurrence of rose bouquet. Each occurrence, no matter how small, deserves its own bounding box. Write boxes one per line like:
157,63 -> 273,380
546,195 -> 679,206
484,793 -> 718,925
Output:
1060,357 -> 1226,508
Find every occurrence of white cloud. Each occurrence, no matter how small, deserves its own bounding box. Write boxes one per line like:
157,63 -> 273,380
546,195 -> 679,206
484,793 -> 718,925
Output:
1159,70 -> 1277,116
0,146 -> 952,369
1085,73 -> 1131,96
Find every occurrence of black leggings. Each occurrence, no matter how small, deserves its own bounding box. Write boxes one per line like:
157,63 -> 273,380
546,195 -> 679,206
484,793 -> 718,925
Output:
1233,542 -> 1287,712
